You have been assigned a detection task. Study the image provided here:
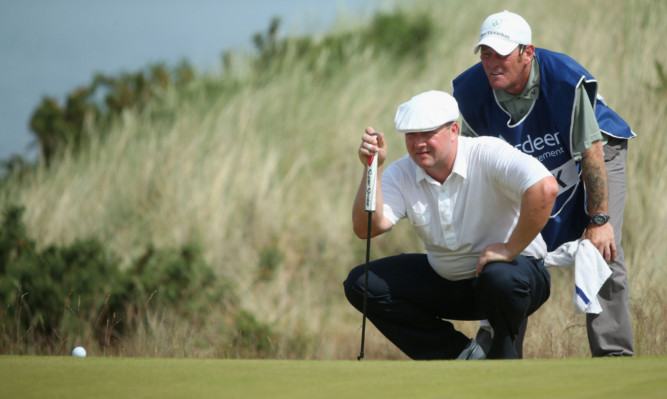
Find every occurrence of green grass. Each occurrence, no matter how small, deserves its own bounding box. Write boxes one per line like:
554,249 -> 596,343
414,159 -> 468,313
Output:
1,356 -> 666,398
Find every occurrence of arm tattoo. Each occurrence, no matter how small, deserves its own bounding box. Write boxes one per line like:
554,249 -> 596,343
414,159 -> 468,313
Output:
580,153 -> 607,213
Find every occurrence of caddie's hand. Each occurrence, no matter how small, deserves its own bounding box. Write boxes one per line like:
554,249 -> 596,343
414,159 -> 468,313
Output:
476,243 -> 516,277
583,223 -> 616,263
358,127 -> 387,167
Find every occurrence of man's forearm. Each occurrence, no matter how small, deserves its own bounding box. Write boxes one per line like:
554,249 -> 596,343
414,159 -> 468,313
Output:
580,141 -> 608,215
506,176 -> 559,256
476,176 -> 558,275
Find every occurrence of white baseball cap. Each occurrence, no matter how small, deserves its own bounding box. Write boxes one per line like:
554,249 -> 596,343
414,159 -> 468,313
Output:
474,10 -> 531,56
394,91 -> 459,134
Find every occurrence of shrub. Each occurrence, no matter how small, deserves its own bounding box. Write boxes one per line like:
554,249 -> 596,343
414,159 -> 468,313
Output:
0,205 -> 126,349
363,11 -> 433,59
28,62 -> 196,165
127,243 -> 237,322
0,204 -> 238,354
249,11 -> 433,82
231,310 -> 277,357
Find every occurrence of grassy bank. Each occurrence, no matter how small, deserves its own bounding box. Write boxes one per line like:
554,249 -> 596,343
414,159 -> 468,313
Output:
1,0 -> 666,359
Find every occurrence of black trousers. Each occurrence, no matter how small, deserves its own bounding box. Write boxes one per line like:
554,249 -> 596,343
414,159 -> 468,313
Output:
344,253 -> 551,359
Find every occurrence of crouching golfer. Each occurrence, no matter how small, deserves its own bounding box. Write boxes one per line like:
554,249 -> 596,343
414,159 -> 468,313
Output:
344,90 -> 557,359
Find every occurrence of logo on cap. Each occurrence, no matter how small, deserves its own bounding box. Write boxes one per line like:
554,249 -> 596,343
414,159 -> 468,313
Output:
481,17 -> 511,40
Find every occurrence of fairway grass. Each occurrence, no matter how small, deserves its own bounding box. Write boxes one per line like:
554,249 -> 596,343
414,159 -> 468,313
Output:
1,356 -> 665,398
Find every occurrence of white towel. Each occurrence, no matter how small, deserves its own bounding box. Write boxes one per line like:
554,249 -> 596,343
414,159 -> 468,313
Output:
544,239 -> 612,314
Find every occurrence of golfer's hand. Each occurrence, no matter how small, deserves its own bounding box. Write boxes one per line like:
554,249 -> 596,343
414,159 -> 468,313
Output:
476,243 -> 516,277
359,127 -> 387,167
583,223 -> 616,263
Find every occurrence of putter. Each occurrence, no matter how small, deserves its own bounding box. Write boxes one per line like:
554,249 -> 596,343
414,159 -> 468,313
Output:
358,134 -> 378,360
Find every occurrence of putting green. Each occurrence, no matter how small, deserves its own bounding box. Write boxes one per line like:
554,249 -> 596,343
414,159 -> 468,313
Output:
1,356 -> 665,398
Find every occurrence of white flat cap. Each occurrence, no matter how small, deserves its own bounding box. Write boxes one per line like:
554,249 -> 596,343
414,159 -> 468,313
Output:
474,10 -> 532,56
394,90 -> 459,133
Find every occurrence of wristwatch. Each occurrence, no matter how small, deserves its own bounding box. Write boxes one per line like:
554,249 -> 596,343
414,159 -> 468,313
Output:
589,213 -> 610,226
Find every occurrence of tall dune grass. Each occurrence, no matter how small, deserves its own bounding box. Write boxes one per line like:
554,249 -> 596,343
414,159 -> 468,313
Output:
1,0 -> 665,359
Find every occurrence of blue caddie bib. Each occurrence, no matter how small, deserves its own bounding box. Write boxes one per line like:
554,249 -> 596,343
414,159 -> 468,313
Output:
453,48 -> 634,250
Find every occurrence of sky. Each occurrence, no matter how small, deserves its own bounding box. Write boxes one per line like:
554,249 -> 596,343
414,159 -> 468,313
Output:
0,0 -> 382,163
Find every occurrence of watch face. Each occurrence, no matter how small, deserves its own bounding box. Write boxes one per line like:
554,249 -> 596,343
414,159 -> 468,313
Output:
592,214 -> 609,225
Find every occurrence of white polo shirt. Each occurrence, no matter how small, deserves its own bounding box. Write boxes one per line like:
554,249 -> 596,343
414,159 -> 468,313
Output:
382,136 -> 551,280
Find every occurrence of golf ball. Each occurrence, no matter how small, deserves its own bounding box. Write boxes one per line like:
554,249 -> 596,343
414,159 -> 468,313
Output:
72,346 -> 87,357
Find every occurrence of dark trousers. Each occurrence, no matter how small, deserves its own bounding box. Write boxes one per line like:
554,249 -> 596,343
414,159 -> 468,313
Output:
344,253 -> 551,359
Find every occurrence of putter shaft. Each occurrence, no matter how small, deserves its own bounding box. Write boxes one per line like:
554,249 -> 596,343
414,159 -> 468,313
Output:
358,210 -> 373,360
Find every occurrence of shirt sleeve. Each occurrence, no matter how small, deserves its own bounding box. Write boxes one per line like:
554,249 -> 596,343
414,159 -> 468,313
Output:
486,139 -> 553,199
570,84 -> 605,160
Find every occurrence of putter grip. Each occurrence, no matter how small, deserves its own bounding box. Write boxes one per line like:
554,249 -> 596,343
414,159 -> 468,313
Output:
364,141 -> 378,213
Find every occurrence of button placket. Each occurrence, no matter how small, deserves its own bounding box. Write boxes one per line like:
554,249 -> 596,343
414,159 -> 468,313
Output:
438,183 -> 457,248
